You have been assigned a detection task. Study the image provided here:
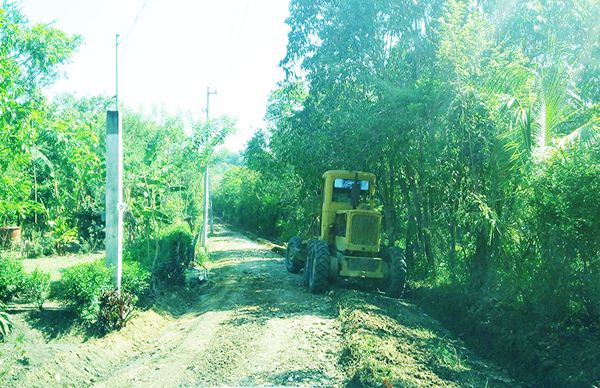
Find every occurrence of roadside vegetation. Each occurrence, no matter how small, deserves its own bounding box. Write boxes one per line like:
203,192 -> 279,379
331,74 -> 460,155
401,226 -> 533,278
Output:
0,0 -> 232,353
214,0 -> 600,386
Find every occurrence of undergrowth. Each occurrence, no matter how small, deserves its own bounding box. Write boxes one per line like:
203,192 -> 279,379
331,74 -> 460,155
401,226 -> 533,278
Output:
412,285 -> 600,387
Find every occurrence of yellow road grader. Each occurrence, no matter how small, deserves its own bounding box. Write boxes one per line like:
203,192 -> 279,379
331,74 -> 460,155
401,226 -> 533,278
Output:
285,170 -> 407,297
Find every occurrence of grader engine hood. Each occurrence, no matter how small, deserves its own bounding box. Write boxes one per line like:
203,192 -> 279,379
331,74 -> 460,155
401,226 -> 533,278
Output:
334,209 -> 381,254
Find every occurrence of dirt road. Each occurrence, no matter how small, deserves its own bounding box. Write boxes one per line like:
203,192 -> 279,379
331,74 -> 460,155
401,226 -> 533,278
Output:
11,225 -> 518,387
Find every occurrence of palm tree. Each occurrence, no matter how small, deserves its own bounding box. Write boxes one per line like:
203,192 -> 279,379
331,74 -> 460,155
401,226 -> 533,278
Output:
496,61 -> 598,162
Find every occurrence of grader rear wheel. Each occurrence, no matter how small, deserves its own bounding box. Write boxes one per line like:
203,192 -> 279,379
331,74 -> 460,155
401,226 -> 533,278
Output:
285,236 -> 303,273
308,240 -> 330,294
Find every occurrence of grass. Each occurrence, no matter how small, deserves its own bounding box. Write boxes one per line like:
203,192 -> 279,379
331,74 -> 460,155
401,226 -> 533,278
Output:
21,252 -> 104,280
334,289 -> 515,387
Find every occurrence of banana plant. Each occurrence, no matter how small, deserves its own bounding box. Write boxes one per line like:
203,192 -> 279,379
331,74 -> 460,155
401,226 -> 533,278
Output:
46,217 -> 78,255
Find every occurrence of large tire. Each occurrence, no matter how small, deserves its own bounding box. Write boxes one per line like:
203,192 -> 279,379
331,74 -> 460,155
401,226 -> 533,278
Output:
386,247 -> 407,298
285,236 -> 303,273
304,240 -> 315,287
309,240 -> 330,294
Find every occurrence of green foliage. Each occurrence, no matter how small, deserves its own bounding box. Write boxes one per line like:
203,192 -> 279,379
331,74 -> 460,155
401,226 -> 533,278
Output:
0,4 -> 233,259
0,256 -> 26,303
0,2 -> 80,227
528,145 -> 600,322
123,109 -> 235,247
21,239 -> 43,259
96,289 -> 135,334
273,0 -> 599,293
214,131 -> 314,239
58,261 -> 112,323
414,284 -> 600,387
46,217 -> 78,254
0,256 -> 50,309
126,224 -> 194,286
0,308 -> 13,342
155,225 -> 194,285
23,269 -> 51,310
122,261 -> 151,302
58,259 -> 152,328
194,246 -> 210,266
21,232 -> 55,258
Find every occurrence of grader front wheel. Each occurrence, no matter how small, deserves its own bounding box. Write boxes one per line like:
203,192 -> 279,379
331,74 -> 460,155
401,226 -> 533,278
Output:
386,247 -> 407,298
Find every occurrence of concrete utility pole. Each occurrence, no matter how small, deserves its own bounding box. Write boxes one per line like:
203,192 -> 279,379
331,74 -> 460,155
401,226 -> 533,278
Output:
105,111 -> 123,290
201,87 -> 217,247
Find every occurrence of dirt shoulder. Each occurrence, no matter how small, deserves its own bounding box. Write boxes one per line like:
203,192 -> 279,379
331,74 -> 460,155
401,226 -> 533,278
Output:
5,225 -> 519,387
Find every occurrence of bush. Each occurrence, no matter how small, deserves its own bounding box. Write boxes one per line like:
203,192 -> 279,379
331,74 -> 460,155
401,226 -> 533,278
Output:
47,218 -> 78,255
96,289 -> 135,334
126,224 -> 194,286
0,256 -> 26,303
22,239 -> 43,259
23,269 -> 51,309
122,261 -> 151,302
58,261 -> 112,323
59,259 -> 151,327
529,147 -> 600,323
155,225 -> 193,285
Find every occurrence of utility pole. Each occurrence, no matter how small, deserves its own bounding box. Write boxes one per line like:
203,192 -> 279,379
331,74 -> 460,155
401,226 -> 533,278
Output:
201,87 -> 217,247
115,34 -> 119,110
105,110 -> 123,291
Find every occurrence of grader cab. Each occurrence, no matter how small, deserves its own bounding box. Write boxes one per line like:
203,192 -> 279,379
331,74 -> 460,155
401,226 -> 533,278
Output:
285,170 -> 407,297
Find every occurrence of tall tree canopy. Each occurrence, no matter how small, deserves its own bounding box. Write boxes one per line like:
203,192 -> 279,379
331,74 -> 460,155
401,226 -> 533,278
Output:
215,4 -> 600,368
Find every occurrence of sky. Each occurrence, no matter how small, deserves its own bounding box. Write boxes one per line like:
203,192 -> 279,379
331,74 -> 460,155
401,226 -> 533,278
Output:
18,0 -> 291,151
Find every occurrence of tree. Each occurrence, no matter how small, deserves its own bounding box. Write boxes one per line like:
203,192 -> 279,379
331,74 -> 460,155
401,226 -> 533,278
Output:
0,3 -> 80,226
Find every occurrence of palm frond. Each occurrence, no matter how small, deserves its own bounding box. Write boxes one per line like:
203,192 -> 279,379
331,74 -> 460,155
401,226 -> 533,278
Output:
557,118 -> 600,148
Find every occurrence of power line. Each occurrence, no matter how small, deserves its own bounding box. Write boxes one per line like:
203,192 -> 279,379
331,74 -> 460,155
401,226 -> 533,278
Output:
115,0 -> 150,109
118,0 -> 150,45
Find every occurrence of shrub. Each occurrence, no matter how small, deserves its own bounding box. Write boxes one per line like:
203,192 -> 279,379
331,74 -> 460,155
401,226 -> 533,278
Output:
59,259 -> 151,327
154,225 -> 193,285
23,269 -> 51,310
22,239 -> 43,259
21,233 -> 56,258
0,256 -> 26,303
195,247 -> 209,266
126,224 -> 194,286
96,289 -> 135,334
58,261 -> 112,323
529,147 -> 600,322
213,166 -> 309,240
122,261 -> 151,302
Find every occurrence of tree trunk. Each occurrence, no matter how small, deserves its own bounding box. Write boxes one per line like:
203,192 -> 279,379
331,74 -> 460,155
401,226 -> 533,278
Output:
398,171 -> 418,272
471,228 -> 490,291
448,207 -> 458,283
